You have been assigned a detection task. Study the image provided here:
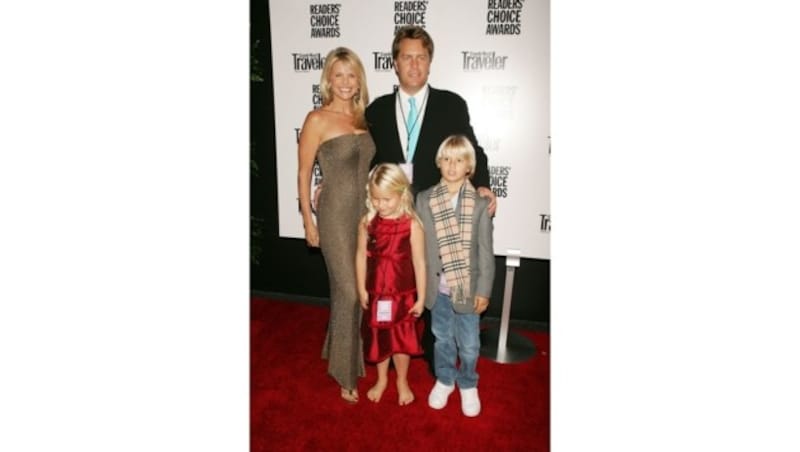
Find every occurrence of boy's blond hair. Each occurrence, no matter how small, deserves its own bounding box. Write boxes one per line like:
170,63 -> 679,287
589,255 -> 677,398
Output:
435,135 -> 476,176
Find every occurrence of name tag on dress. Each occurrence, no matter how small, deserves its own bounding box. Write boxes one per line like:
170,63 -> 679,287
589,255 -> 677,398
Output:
399,163 -> 413,183
376,299 -> 393,322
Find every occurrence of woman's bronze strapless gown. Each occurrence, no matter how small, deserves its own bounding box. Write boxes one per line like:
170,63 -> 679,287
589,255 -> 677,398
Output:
316,133 -> 375,390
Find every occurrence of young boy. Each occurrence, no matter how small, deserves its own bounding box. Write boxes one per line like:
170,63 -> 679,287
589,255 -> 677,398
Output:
415,135 -> 495,417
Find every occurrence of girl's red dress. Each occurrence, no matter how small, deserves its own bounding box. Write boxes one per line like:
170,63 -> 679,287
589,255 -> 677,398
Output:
362,215 -> 424,363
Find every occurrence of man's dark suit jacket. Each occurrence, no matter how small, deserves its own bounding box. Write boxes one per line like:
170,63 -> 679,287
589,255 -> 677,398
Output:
365,86 -> 491,194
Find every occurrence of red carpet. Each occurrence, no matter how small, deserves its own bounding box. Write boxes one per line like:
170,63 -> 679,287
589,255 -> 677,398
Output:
251,297 -> 549,451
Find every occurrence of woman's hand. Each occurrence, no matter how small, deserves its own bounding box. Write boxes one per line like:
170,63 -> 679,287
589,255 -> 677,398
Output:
304,223 -> 319,248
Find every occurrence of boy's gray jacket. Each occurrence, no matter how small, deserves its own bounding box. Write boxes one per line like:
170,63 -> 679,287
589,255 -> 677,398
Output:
415,187 -> 495,314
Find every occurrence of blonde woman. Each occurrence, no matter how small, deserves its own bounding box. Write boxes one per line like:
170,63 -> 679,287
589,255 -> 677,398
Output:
297,47 -> 375,403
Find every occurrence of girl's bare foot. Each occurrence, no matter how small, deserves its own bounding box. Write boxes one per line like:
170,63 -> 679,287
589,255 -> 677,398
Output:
397,380 -> 415,406
367,379 -> 388,403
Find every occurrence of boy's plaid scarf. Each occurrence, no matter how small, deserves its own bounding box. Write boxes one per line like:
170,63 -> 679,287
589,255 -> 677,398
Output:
429,180 -> 475,305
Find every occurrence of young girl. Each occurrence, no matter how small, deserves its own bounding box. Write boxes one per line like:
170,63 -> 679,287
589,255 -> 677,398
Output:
356,163 -> 427,406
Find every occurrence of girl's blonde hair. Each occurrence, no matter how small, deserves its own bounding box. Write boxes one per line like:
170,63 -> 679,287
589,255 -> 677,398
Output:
364,163 -> 419,224
435,134 -> 476,176
320,47 -> 369,129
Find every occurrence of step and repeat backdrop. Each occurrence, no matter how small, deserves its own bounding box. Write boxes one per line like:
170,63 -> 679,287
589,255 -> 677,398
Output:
268,0 -> 549,259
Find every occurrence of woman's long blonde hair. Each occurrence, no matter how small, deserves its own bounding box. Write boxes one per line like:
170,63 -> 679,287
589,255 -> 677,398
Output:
363,164 -> 420,224
320,47 -> 369,129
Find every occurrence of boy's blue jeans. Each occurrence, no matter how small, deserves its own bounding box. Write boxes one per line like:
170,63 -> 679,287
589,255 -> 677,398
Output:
430,291 -> 480,389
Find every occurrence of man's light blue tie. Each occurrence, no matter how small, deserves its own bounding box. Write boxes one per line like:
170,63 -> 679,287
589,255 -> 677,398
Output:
406,97 -> 420,162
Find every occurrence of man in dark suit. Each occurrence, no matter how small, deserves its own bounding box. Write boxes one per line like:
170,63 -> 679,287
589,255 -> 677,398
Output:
366,25 -> 497,215
366,25 -> 497,377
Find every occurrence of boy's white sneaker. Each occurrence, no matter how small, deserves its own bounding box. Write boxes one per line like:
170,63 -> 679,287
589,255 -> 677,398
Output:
460,387 -> 481,417
428,380 -> 455,409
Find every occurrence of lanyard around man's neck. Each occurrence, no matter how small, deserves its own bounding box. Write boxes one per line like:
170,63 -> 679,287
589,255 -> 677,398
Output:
397,87 -> 429,162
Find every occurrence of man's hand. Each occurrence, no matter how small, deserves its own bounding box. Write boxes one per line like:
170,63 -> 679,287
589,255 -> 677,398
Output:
477,186 -> 497,216
312,183 -> 323,212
